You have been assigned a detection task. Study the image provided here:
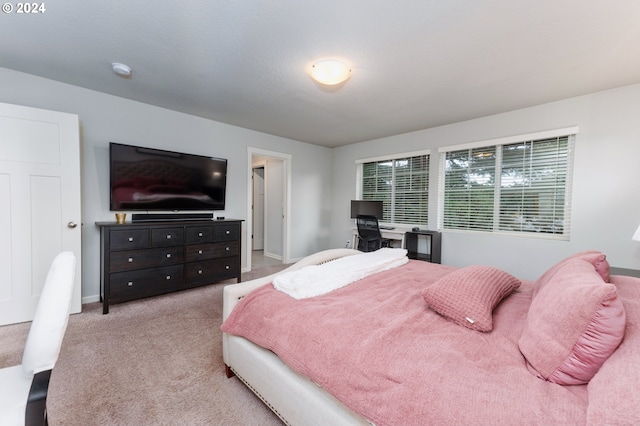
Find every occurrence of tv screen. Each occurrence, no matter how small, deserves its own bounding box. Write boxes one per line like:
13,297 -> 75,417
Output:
109,142 -> 227,211
350,200 -> 383,219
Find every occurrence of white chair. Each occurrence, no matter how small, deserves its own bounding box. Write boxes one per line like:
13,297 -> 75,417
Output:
0,252 -> 76,426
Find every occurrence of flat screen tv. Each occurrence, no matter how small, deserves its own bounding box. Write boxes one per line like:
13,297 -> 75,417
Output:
109,142 -> 227,211
350,200 -> 383,219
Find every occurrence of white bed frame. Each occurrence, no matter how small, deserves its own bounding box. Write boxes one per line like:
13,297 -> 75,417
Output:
222,248 -> 372,426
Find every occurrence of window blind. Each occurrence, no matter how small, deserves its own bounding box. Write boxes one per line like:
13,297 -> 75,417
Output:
438,130 -> 575,239
356,151 -> 429,225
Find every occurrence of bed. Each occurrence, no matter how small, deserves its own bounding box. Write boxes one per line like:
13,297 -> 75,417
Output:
221,248 -> 640,425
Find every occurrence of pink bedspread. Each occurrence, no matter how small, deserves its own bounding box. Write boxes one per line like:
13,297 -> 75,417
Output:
222,260 -> 602,425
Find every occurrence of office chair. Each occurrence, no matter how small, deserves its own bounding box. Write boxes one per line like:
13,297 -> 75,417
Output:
356,215 -> 391,252
0,252 -> 76,426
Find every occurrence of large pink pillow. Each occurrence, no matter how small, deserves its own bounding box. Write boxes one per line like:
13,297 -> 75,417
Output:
533,250 -> 610,297
519,258 -> 626,385
421,265 -> 521,332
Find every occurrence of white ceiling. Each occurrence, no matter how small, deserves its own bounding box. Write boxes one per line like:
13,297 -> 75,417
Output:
2,1 -> 640,148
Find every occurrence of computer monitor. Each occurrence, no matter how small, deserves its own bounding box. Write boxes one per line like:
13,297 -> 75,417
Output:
350,200 -> 383,219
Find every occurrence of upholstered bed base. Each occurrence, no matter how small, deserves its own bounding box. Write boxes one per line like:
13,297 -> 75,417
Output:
222,249 -> 370,426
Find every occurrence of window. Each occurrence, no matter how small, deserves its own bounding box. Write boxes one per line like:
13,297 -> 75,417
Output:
356,151 -> 430,225
438,128 -> 576,239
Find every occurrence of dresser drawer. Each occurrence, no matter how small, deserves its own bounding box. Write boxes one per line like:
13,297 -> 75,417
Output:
109,246 -> 184,272
186,225 -> 215,243
109,264 -> 184,301
185,241 -> 239,262
213,241 -> 239,258
185,257 -> 240,286
151,227 -> 184,247
185,243 -> 216,262
214,223 -> 240,241
110,229 -> 150,250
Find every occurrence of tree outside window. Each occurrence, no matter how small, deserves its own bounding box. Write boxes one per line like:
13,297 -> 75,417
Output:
440,133 -> 574,239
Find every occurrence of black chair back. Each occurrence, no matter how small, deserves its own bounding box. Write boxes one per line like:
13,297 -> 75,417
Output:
356,215 -> 383,252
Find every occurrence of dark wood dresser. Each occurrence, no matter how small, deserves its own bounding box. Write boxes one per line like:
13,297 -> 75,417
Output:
96,219 -> 242,314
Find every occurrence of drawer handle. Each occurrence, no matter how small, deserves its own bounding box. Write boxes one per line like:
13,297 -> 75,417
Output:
225,265 -> 230,270
225,246 -> 230,251
198,232 -> 203,237
198,269 -> 203,275
166,234 -> 172,239
166,275 -> 171,280
128,257 -> 133,263
198,249 -> 203,255
128,237 -> 134,242
166,253 -> 171,258
225,230 -> 230,235
127,281 -> 133,287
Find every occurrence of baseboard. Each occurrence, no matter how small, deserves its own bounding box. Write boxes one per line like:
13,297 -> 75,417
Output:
82,294 -> 101,305
264,251 -> 283,261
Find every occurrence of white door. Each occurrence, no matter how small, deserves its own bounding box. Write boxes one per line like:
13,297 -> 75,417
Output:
252,167 -> 265,250
0,102 -> 82,325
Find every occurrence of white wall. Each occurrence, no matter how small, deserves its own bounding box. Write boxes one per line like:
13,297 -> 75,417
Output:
3,65 -> 639,299
265,159 -> 284,259
331,83 -> 640,280
0,67 -> 334,303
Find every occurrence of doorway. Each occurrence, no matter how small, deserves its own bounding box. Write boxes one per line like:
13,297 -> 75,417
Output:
252,166 -> 265,251
246,148 -> 292,271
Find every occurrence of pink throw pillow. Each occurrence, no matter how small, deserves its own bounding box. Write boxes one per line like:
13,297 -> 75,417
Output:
519,258 -> 626,385
421,265 -> 521,332
533,250 -> 610,297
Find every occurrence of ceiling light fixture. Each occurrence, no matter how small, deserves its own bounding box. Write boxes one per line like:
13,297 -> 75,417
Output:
310,59 -> 351,85
112,62 -> 132,77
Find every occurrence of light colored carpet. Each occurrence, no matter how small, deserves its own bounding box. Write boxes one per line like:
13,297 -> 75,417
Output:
0,265 -> 289,425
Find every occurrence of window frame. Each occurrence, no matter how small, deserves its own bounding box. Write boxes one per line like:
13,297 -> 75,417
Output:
355,149 -> 431,226
437,127 -> 577,240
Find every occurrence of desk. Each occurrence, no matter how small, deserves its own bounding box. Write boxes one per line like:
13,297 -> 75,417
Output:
351,227 -> 411,250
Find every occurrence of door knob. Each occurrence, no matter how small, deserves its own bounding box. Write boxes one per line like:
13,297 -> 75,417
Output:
67,221 -> 78,228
